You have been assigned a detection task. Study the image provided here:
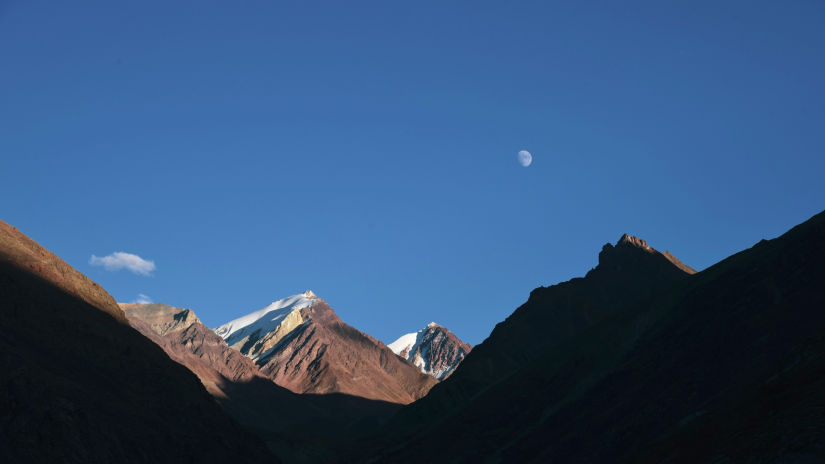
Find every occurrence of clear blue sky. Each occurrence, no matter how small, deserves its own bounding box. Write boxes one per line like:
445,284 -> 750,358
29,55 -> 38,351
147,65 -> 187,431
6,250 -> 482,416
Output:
2,1 -> 823,345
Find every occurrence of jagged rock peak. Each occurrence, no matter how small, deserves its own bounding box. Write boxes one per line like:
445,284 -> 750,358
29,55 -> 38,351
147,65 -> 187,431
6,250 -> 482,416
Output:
303,290 -> 317,298
599,235 -> 653,266
617,233 -> 653,251
119,303 -> 200,337
600,234 -> 657,259
596,234 -> 696,275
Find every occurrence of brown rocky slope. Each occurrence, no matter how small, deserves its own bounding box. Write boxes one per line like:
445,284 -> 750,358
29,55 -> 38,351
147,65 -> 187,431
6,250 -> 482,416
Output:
120,303 -> 264,397
122,302 -> 403,463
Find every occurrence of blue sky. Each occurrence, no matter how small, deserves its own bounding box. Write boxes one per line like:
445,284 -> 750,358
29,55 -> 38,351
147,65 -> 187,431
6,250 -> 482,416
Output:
1,1 -> 823,345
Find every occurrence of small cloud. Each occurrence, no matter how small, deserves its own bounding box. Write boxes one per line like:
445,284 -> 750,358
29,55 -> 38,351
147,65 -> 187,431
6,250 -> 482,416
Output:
132,293 -> 153,304
90,252 -> 155,276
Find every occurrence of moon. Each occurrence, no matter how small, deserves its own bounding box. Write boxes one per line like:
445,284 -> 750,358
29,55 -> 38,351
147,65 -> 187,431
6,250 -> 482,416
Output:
517,150 -> 532,167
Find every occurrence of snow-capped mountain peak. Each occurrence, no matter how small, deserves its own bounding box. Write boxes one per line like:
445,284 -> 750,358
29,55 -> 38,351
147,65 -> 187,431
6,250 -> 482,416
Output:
212,293 -> 438,403
213,291 -> 317,346
387,330 -> 422,358
388,323 -> 471,380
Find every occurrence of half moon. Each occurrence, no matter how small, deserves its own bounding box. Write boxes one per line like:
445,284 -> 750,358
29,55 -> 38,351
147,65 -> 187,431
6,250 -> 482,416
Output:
518,150 -> 532,167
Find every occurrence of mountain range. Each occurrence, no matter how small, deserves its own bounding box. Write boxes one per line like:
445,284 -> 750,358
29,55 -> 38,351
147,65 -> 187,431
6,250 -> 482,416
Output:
2,209 -> 825,462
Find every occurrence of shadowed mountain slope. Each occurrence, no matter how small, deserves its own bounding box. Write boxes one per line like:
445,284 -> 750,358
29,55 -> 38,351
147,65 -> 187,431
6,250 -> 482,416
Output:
0,221 -> 276,463
390,233 -> 695,428
216,295 -> 438,404
370,211 -> 825,462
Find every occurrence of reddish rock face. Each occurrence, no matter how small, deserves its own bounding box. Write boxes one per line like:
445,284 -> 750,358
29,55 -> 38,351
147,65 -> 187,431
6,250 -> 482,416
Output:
214,293 -> 438,404
389,323 -> 472,380
248,300 -> 438,404
120,303 -> 265,396
122,302 -> 405,462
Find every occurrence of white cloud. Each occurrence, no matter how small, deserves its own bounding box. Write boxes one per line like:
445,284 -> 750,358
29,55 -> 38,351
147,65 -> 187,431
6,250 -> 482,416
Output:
89,252 -> 156,276
132,293 -> 153,304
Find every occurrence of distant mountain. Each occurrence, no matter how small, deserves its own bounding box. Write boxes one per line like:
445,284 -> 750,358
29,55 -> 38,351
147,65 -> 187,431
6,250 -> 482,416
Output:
388,322 -> 471,379
0,220 -> 276,463
215,292 -> 438,404
122,302 -> 402,463
369,212 -> 825,462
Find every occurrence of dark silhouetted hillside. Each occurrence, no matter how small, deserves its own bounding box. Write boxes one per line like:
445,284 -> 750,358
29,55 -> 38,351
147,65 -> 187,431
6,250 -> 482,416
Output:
371,211 -> 825,463
0,221 -> 277,463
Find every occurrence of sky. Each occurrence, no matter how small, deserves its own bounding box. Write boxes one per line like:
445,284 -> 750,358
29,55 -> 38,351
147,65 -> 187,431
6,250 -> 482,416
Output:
1,1 -> 824,345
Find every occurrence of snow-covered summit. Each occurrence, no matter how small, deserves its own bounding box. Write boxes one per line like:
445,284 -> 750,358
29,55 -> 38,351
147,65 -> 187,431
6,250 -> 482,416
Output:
388,323 -> 443,357
214,291 -> 317,346
388,323 -> 471,380
387,330 -> 422,358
